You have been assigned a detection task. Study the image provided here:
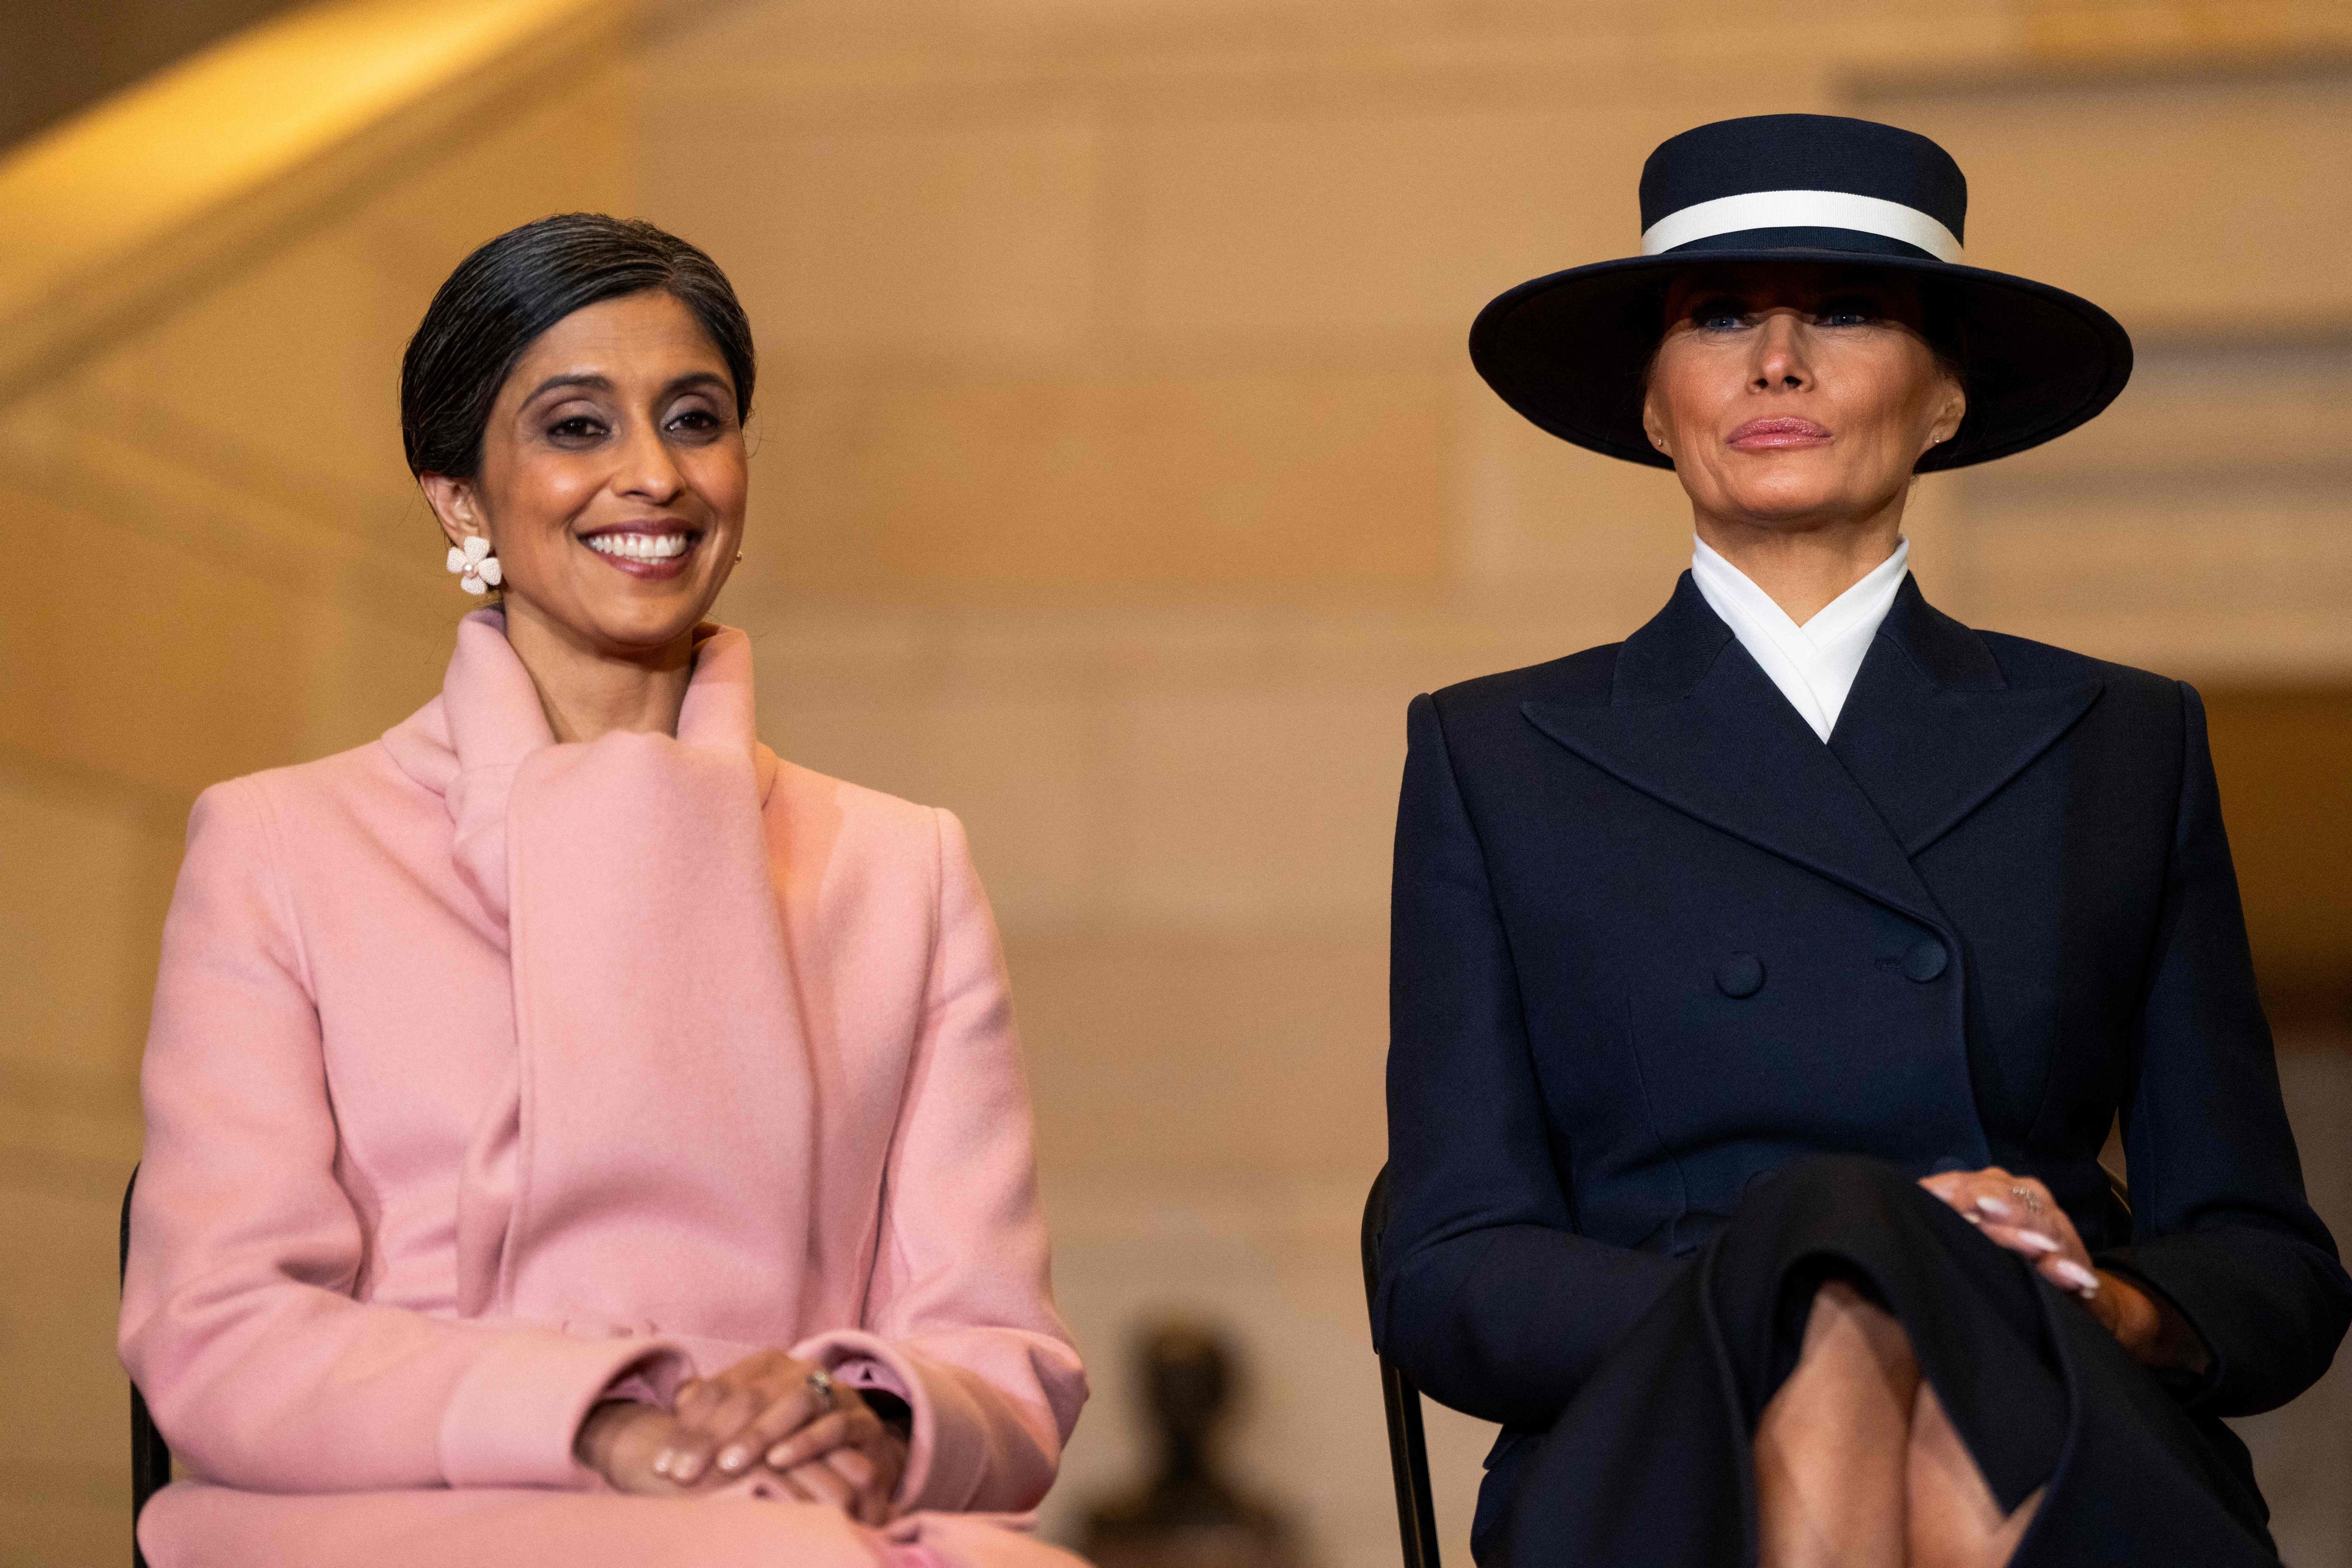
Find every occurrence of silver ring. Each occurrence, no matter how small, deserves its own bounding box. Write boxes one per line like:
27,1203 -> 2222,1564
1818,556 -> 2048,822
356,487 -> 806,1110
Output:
2011,1184 -> 2040,1215
806,1367 -> 837,1410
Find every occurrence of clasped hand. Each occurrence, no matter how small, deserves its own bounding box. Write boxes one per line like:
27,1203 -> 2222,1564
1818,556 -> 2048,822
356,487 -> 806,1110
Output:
574,1349 -> 907,1524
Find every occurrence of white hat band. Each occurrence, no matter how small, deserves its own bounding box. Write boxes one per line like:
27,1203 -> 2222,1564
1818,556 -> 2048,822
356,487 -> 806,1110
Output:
1639,189 -> 1965,264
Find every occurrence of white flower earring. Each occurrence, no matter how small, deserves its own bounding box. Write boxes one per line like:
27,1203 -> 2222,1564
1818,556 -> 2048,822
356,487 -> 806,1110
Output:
446,535 -> 503,595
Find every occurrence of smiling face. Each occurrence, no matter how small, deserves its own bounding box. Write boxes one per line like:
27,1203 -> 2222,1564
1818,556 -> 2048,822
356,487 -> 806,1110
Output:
1640,263 -> 1966,537
419,289 -> 747,657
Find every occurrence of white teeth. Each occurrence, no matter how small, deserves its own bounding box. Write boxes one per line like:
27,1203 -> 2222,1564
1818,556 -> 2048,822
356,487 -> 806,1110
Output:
584,532 -> 692,561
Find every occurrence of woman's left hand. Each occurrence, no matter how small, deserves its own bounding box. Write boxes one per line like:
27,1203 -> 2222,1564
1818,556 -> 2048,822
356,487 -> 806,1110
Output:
760,1399 -> 907,1526
652,1349 -> 906,1524
1918,1167 -> 2211,1375
1918,1166 -> 2103,1304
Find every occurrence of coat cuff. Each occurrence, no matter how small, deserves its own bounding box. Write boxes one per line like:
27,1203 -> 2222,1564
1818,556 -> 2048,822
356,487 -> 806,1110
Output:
2093,1241 -> 2227,1406
437,1329 -> 693,1489
791,1329 -> 992,1512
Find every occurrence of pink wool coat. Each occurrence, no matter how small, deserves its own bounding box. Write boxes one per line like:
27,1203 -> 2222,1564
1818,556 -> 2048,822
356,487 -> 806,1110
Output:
120,612 -> 1090,1568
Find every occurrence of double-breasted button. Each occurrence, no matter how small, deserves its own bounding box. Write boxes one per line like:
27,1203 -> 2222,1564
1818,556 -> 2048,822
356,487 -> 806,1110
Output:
1716,952 -> 1766,998
1902,939 -> 1949,982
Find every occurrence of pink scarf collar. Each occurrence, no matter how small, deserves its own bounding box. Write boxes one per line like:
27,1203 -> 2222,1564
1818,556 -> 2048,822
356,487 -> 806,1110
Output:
382,613 -> 816,1332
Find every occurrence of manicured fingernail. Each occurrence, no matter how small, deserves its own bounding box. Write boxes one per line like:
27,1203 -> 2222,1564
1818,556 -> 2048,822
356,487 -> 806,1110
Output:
766,1443 -> 793,1467
2016,1231 -> 2061,1253
2053,1261 -> 2099,1292
718,1445 -> 750,1474
1975,1196 -> 2012,1218
1962,1212 -> 1982,1225
653,1449 -> 674,1475
672,1450 -> 705,1482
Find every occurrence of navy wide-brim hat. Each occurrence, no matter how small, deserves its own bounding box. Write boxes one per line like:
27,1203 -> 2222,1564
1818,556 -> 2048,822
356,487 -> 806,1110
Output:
1469,113 -> 2133,472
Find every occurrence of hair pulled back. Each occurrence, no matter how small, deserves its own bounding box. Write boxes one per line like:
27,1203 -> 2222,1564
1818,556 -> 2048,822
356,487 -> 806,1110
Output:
400,213 -> 756,479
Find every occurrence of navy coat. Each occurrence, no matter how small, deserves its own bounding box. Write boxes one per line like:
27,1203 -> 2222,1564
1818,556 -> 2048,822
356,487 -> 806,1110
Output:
1375,574 -> 2350,1510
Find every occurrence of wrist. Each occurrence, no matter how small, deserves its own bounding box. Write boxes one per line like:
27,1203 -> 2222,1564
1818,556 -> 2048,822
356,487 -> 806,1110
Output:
2096,1269 -> 2154,1346
2097,1269 -> 2213,1376
574,1399 -> 646,1469
861,1389 -> 914,1446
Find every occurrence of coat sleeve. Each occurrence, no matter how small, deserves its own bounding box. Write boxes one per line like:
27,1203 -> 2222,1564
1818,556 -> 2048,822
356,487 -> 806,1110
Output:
1375,693 -> 1688,1429
791,807 -> 1086,1514
119,779 -> 695,1494
2095,682 -> 2352,1416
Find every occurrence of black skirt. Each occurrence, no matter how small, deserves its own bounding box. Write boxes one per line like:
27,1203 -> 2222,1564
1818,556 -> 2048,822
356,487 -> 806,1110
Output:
1486,1155 -> 2279,1566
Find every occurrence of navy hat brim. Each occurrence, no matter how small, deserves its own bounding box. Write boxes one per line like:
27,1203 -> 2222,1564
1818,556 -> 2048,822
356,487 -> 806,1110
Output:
1468,248 -> 2133,472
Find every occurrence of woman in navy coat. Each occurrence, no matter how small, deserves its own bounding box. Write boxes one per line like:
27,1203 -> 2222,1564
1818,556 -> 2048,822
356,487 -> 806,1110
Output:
1375,115 -> 2350,1567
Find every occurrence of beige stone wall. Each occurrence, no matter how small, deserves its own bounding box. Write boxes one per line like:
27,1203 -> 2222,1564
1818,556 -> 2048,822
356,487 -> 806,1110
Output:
3,2 -> 2349,1564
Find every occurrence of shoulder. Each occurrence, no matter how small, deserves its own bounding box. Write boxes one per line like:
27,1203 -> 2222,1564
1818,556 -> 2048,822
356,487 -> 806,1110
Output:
1416,643 -> 1623,743
1434,644 -> 1622,714
190,740 -> 432,852
1974,629 -> 2190,726
760,757 -> 1002,947
765,755 -> 944,833
761,754 -> 968,878
168,744 -> 429,965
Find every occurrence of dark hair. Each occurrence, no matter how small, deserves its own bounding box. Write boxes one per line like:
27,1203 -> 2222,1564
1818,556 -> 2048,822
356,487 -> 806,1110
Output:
399,213 -> 756,478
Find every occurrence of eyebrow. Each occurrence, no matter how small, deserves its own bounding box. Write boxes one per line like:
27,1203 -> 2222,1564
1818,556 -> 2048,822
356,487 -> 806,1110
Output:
523,369 -> 733,403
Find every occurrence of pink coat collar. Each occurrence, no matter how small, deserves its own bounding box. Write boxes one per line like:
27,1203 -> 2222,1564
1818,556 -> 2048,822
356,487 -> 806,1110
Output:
382,611 -> 779,924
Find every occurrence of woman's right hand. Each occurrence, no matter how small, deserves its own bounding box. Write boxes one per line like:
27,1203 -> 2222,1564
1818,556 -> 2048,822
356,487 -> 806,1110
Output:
576,1400 -> 720,1496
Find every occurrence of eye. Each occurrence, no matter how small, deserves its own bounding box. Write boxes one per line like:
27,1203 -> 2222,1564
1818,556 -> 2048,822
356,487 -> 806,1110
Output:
547,414 -> 606,443
666,407 -> 723,436
1689,296 -> 1751,332
1816,297 -> 1883,327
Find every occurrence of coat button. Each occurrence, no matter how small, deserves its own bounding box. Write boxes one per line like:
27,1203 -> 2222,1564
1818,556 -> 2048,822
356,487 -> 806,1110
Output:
1902,939 -> 1949,982
1716,953 -> 1765,998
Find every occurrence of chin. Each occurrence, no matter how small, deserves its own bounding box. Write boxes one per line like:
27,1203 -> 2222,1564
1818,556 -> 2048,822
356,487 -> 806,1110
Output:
1719,484 -> 1854,526
577,594 -> 714,651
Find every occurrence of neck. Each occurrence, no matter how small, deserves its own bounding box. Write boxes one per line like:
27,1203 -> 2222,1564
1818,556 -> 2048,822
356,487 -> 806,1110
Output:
499,597 -> 697,744
1692,491 -> 1907,624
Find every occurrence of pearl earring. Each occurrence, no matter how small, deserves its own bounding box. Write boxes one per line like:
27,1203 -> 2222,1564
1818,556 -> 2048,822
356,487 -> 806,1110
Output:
446,535 -> 502,595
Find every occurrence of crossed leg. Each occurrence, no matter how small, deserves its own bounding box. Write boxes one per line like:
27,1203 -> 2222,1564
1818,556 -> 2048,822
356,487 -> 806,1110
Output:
1755,1280 -> 2044,1568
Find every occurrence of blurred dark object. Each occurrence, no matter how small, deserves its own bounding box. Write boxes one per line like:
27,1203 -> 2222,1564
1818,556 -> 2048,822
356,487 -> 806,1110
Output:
0,0 -> 306,151
1361,1166 -> 1441,1568
123,1165 -> 169,1568
1078,1320 -> 1307,1568
2203,688 -> 2352,1034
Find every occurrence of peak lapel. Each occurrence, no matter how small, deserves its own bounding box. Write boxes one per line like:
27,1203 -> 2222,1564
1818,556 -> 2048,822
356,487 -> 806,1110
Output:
1829,583 -> 2102,855
1522,576 -> 1952,934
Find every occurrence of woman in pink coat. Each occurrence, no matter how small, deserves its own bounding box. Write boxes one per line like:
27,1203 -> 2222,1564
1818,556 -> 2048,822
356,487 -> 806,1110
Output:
119,213 -> 1090,1568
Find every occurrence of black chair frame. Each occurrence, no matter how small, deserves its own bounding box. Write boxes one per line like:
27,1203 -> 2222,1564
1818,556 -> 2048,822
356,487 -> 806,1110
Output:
122,1165 -> 169,1568
1361,1164 -> 1441,1568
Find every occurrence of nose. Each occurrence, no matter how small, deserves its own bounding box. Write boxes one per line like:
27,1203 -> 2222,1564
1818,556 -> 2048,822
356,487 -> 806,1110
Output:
1749,309 -> 1813,394
613,420 -> 686,504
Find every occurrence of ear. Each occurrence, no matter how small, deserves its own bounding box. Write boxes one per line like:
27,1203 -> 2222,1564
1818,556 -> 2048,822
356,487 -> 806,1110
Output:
1639,393 -> 1672,460
1924,371 -> 1967,452
417,473 -> 487,550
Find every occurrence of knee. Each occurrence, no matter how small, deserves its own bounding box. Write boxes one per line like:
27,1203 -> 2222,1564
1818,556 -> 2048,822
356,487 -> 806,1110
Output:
1802,1278 -> 1912,1358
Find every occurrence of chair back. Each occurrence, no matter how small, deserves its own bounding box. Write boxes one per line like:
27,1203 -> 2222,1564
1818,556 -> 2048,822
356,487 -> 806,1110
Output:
122,1165 -> 168,1568
1362,1165 -> 1442,1568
